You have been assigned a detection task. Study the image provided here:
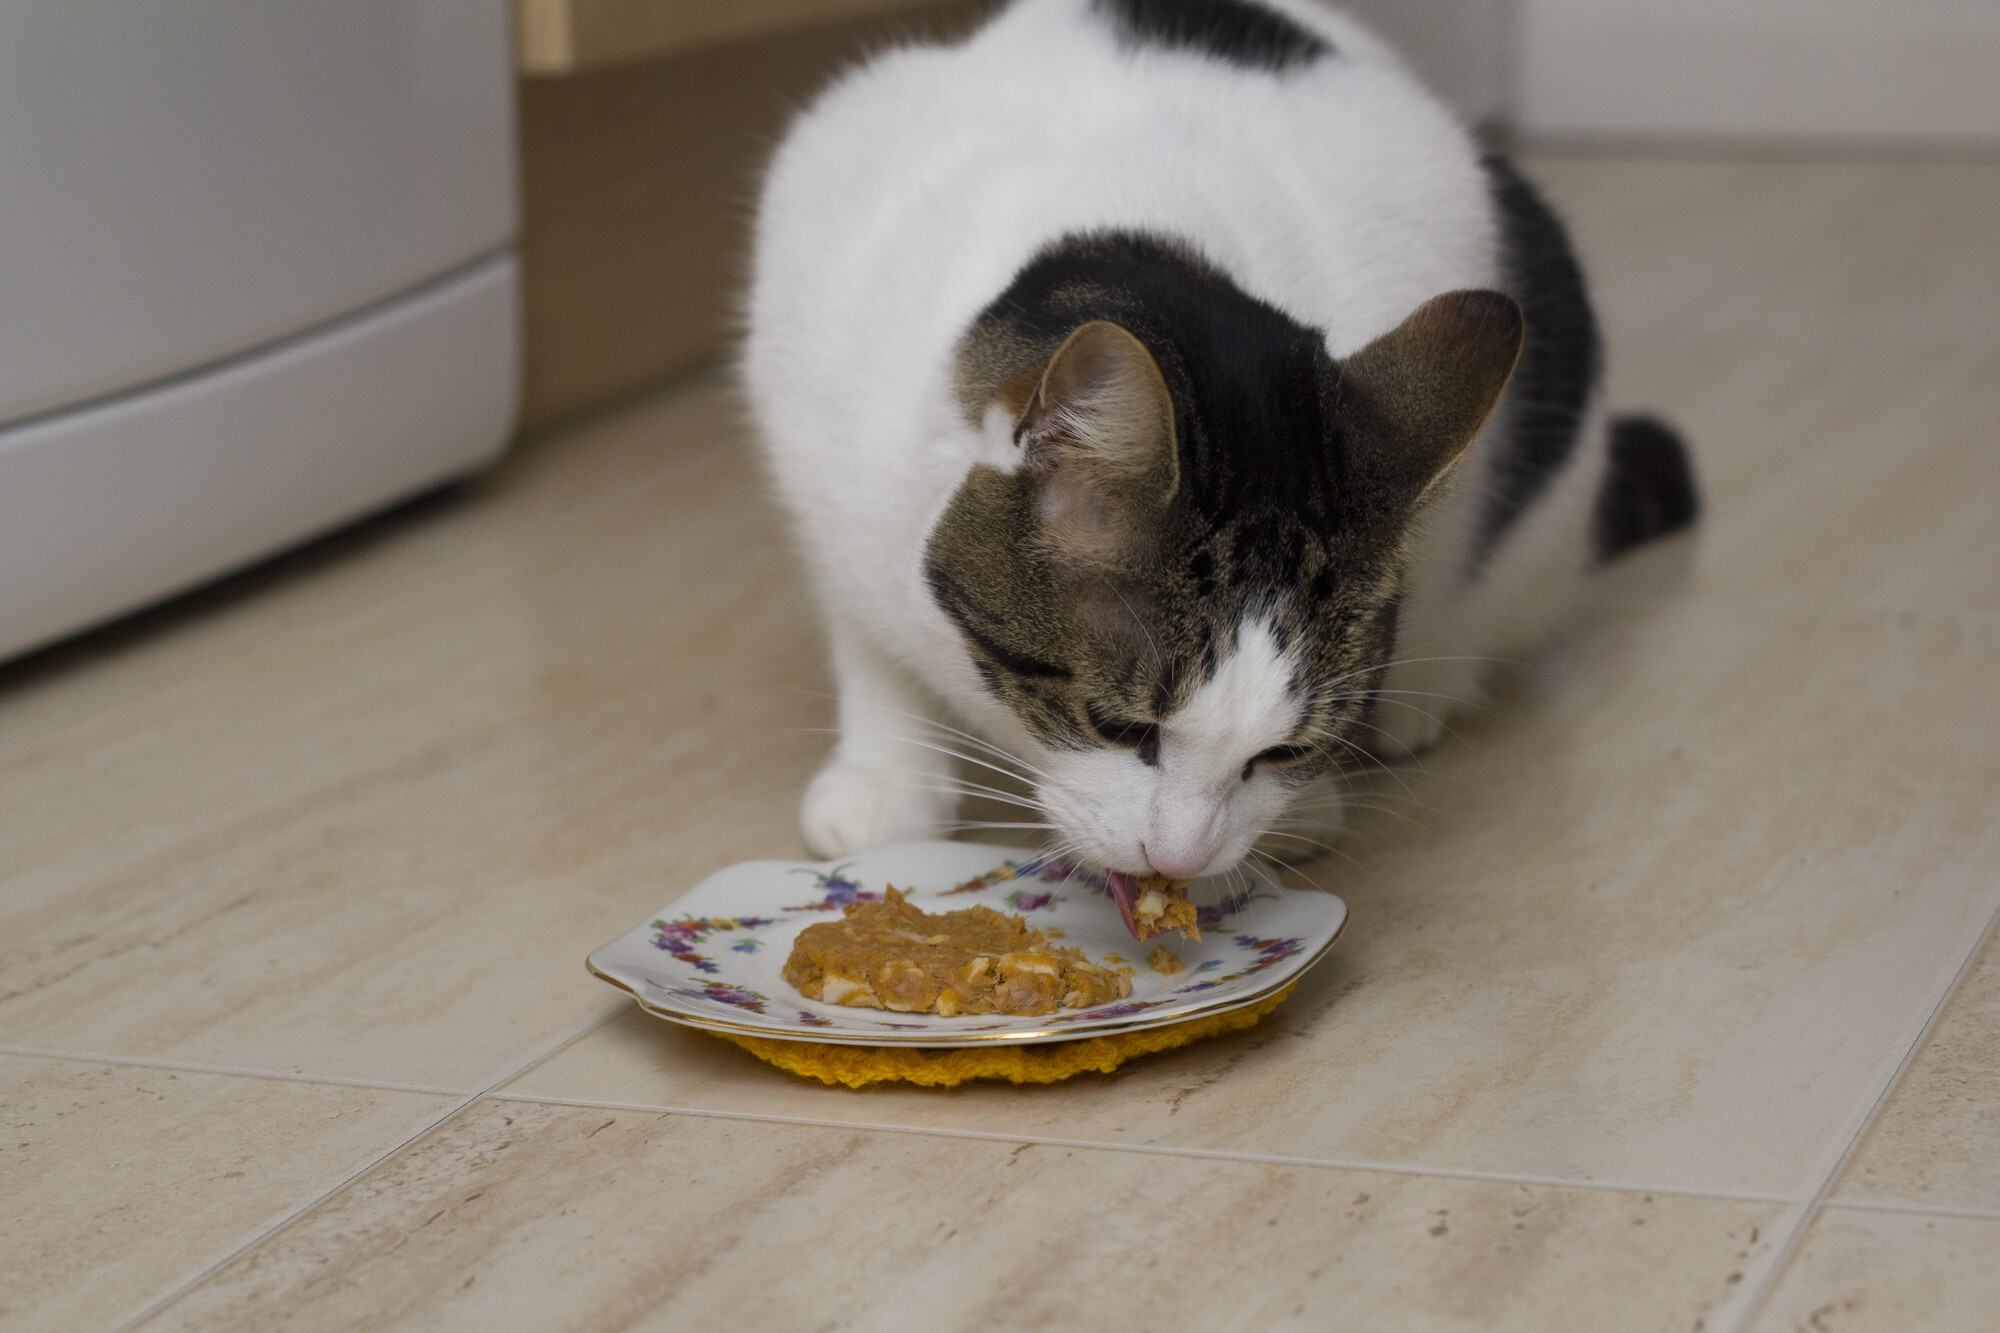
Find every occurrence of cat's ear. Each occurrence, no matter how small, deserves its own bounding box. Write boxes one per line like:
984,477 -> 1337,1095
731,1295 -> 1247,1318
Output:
1336,290 -> 1524,514
1015,319 -> 1179,563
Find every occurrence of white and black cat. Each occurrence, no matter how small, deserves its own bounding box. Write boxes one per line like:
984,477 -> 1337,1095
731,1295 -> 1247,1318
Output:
744,0 -> 1696,921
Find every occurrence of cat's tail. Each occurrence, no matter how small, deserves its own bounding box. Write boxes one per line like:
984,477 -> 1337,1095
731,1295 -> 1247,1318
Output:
1593,414 -> 1700,562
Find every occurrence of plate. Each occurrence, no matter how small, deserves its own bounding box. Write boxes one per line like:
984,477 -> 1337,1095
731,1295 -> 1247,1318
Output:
587,841 -> 1347,1047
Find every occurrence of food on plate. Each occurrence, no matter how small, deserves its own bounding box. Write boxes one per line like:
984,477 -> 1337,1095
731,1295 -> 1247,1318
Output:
1147,944 -> 1185,975
782,887 -> 1132,1016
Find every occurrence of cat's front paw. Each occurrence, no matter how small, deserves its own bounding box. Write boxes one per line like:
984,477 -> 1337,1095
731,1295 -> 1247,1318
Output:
800,760 -> 950,858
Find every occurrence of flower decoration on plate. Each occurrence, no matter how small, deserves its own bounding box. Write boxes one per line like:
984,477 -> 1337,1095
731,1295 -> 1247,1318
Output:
649,915 -> 780,975
784,863 -> 880,911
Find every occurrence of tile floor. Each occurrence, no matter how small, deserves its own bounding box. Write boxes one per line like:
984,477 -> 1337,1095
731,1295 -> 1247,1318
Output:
3,150 -> 1997,1332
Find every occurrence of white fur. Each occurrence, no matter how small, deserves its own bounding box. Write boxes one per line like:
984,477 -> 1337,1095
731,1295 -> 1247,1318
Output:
1040,618 -> 1305,877
744,0 -> 1606,870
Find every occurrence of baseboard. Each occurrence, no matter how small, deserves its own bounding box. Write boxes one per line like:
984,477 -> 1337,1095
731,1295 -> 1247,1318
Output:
0,254 -> 521,663
1520,0 -> 2000,144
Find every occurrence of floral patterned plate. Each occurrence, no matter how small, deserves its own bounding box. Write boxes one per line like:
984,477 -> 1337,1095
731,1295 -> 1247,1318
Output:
587,841 -> 1347,1047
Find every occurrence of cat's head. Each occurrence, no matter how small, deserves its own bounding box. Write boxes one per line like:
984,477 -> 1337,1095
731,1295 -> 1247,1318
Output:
926,241 -> 1521,889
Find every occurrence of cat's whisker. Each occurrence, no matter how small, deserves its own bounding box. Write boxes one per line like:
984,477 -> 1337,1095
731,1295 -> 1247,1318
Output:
1263,843 -> 1348,885
1313,715 -> 1442,777
1268,797 -> 1386,851
873,713 -> 1050,784
1273,807 -> 1419,842
1255,828 -> 1351,858
840,699 -> 1050,782
1346,695 -> 1477,752
1352,759 -> 1476,796
907,777 -> 1046,811
1035,844 -> 1098,902
1247,842 -> 1346,890
1279,808 -> 1427,839
888,736 -> 1050,793
1301,729 -> 1420,799
1320,653 -> 1519,691
1329,687 -> 1495,717
906,719 -> 1050,784
1300,682 -> 1479,767
1320,716 -> 1432,768
1278,801 -> 1426,830
1312,682 -> 1482,759
1318,689 -> 1486,754
1276,794 -> 1415,816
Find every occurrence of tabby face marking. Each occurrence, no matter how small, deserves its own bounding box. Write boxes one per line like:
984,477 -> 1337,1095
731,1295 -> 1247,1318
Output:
926,231 -> 1522,876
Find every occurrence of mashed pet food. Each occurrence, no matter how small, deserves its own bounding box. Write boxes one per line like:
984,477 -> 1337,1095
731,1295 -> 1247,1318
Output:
782,887 -> 1133,1017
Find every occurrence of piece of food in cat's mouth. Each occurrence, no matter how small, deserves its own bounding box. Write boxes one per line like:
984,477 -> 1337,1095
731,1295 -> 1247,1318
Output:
781,886 -> 1132,1016
1107,871 -> 1201,942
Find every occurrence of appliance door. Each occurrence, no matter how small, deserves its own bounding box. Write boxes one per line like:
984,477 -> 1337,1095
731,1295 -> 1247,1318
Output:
0,0 -> 516,427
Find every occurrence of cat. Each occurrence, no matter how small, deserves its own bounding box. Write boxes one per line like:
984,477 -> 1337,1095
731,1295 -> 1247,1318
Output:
743,0 -> 1697,922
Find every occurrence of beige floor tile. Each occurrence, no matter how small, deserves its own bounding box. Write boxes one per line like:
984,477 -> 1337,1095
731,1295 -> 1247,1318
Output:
509,595 -> 2000,1196
142,1098 -> 1785,1333
0,1053 -> 455,1333
1833,925 -> 2000,1213
0,383 -> 825,1087
1526,154 -> 2000,619
5,149 -> 1997,1330
1747,1206 -> 2000,1333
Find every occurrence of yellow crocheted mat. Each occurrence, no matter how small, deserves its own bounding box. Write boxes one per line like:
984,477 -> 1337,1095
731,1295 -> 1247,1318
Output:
715,984 -> 1296,1088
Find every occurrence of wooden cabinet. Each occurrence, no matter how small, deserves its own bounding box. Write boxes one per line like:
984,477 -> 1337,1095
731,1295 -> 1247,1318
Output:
517,0 -> 943,75
513,0 -> 983,429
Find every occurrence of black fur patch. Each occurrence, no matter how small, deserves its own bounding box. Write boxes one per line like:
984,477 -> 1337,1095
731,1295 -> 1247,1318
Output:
1473,155 -> 1602,564
1094,0 -> 1331,73
1595,415 -> 1699,561
961,232 -> 1343,538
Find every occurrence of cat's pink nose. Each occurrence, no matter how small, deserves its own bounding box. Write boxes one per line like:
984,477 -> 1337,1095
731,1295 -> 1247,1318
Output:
1142,842 -> 1211,879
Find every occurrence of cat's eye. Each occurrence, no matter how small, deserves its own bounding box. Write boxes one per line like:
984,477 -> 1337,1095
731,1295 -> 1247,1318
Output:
1243,742 -> 1316,781
1087,707 -> 1160,766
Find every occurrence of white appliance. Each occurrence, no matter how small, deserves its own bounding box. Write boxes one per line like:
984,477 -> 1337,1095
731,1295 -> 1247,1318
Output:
0,0 -> 519,661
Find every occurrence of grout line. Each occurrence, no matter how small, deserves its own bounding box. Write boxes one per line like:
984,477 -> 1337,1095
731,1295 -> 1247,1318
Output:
1819,1197 -> 2000,1225
485,1091 -> 1797,1206
1727,890 -> 2000,1333
0,1044 -> 472,1098
110,1004 -> 625,1333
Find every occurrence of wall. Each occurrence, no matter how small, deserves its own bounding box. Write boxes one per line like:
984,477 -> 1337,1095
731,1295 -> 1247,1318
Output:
1519,0 -> 2000,144
1339,0 -> 1515,126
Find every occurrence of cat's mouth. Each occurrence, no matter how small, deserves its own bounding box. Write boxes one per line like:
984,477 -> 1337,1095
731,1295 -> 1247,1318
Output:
1105,870 -> 1146,938
1104,870 -> 1197,941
